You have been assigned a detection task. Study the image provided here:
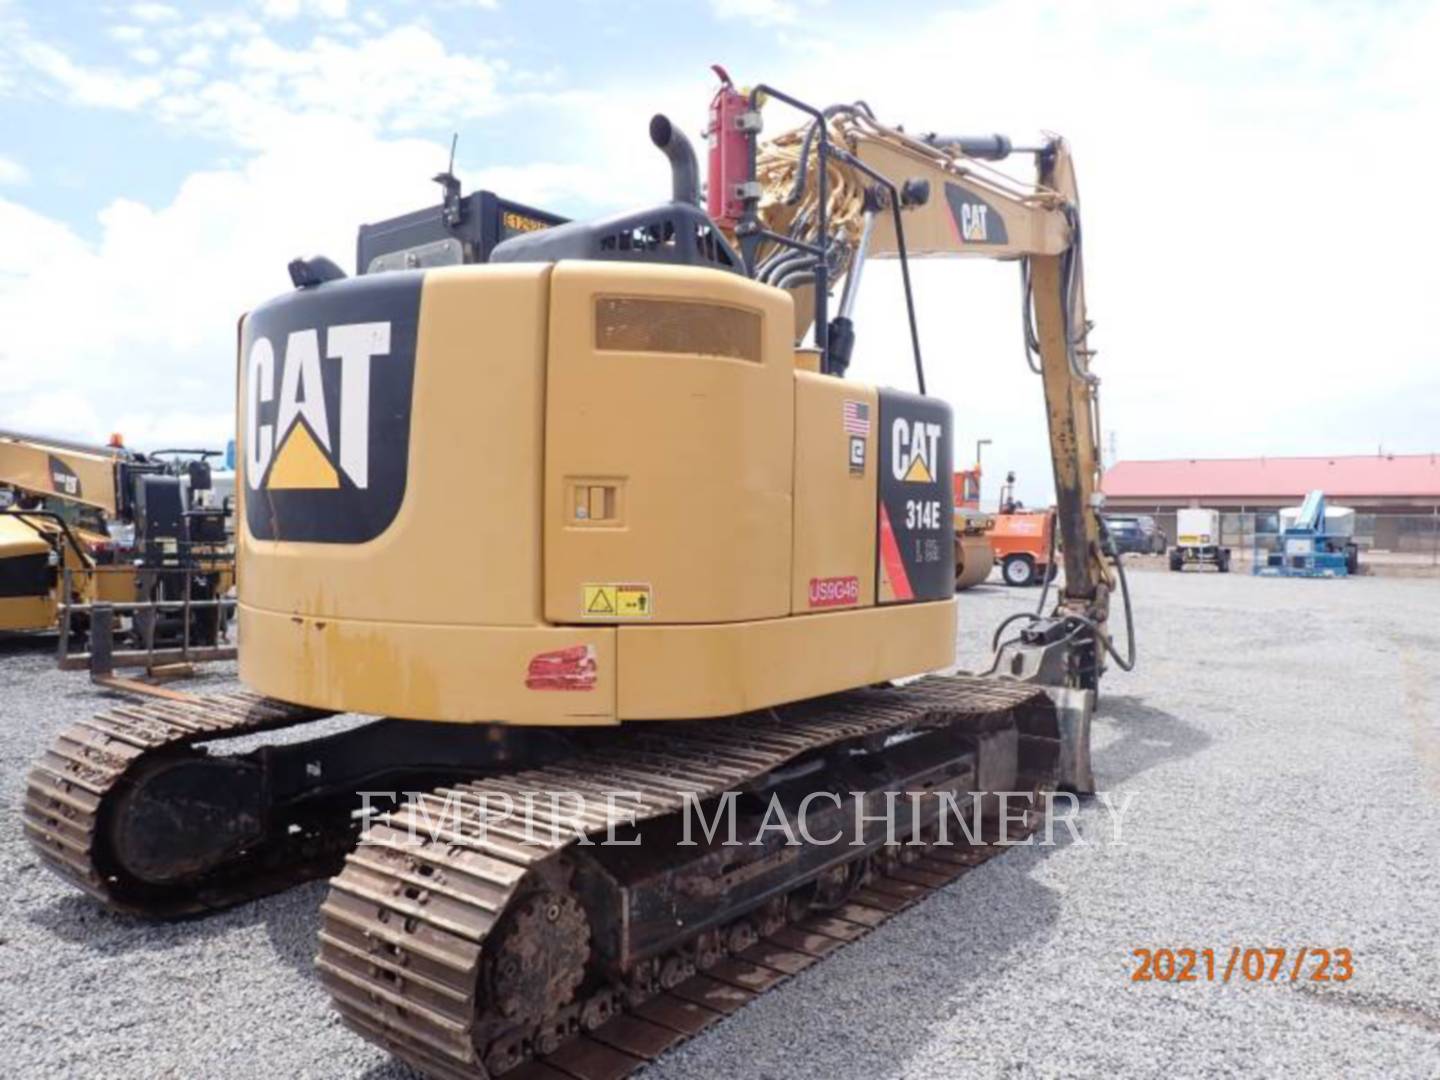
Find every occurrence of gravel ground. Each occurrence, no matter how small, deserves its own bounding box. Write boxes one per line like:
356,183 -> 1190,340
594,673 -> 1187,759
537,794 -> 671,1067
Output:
3,569 -> 1439,1078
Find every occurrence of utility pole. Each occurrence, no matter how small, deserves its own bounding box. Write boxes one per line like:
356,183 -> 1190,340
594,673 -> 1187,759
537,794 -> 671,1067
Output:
973,438 -> 992,508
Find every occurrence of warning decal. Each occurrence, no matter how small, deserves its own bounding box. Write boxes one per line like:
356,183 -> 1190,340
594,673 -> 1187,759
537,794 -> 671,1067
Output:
615,585 -> 651,617
584,585 -> 616,614
582,583 -> 653,619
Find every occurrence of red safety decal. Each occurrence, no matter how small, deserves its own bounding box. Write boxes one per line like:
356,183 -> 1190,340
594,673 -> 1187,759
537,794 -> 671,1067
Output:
525,644 -> 597,691
878,503 -> 915,601
809,575 -> 860,608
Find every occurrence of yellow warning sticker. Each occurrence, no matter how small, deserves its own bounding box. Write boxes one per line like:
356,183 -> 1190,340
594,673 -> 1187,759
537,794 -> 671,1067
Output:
582,583 -> 652,619
583,585 -> 616,615
615,584 -> 651,617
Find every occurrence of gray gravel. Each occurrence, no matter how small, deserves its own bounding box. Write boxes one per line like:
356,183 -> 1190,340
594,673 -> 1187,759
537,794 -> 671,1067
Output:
4,569 -> 1439,1078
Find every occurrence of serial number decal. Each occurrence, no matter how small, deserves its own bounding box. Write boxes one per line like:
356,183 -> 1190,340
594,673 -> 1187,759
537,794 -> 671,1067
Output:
503,211 -> 550,234
808,575 -> 860,608
1131,947 -> 1353,983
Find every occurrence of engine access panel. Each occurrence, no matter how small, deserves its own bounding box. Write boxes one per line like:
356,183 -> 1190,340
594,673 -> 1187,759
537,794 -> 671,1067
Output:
542,262 -> 796,625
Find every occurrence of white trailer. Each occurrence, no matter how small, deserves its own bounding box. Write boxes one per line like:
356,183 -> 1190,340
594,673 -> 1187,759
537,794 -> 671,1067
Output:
1170,507 -> 1230,572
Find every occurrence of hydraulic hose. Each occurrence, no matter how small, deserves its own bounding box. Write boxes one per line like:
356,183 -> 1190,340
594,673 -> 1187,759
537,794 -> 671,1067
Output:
785,102 -> 876,207
1032,508 -> 1059,615
774,269 -> 817,291
990,612 -> 1038,654
987,507 -> 1136,677
1019,259 -> 1044,374
760,249 -> 813,285
979,620 -> 1088,678
989,507 -> 1059,652
1096,512 -> 1137,671
1019,206 -> 1097,386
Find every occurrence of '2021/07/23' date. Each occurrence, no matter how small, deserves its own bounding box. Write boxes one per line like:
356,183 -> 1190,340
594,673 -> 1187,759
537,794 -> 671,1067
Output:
1131,947 -> 1353,983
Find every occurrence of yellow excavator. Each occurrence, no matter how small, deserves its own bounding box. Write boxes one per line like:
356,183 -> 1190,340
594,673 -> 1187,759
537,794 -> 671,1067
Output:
24,71 -> 1133,1077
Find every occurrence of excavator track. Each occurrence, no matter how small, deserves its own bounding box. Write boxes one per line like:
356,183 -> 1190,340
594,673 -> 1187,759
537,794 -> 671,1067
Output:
317,674 -> 1060,1079
22,690 -> 336,915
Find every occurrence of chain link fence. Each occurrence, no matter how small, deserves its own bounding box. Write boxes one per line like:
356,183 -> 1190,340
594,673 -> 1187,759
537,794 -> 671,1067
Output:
1130,507 -> 1440,568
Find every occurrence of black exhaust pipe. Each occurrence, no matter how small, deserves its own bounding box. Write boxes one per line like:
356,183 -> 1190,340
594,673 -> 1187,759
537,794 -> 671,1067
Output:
649,114 -> 700,207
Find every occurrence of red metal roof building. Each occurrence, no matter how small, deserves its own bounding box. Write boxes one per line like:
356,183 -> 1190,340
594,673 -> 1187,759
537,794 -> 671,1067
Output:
1102,455 -> 1440,555
1103,454 -> 1440,509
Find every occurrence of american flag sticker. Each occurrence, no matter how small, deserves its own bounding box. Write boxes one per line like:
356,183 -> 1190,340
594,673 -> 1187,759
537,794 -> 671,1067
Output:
842,400 -> 871,436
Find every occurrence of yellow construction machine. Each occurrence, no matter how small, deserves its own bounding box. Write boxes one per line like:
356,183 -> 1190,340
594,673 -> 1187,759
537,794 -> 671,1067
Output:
0,429 -> 233,649
0,430 -> 130,633
25,72 -> 1133,1077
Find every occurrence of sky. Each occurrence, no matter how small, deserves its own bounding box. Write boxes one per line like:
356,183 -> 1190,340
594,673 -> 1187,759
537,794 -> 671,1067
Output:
1,0 -> 1436,507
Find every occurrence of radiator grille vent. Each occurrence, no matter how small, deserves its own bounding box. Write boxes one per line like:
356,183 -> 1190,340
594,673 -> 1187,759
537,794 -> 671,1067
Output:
595,297 -> 761,362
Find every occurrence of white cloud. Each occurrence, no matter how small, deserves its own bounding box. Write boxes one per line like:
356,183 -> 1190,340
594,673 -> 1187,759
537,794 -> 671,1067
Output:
710,0 -> 800,26
0,199 -> 84,279
129,2 -> 178,21
109,25 -> 146,43
0,155 -> 27,185
2,391 -> 105,443
0,120 -> 450,447
177,12 -> 265,41
11,23 -> 508,150
129,3 -> 180,22
259,0 -> 350,20
18,40 -> 163,108
215,26 -> 503,134
175,43 -> 212,68
461,160 -> 612,208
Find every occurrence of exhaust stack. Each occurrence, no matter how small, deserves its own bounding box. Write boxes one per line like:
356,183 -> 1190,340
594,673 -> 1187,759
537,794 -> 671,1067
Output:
649,114 -> 700,207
